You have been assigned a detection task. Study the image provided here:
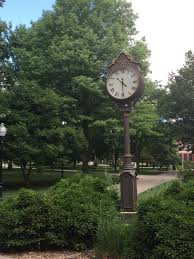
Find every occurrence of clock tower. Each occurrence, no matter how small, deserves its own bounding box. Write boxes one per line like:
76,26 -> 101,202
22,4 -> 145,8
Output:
106,53 -> 144,212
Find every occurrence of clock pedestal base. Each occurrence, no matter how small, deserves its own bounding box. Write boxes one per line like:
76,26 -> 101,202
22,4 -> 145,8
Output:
120,105 -> 137,212
120,167 -> 137,212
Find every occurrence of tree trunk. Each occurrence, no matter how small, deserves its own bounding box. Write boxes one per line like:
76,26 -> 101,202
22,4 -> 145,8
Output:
8,160 -> 13,170
135,144 -> 141,176
21,162 -> 31,188
152,162 -> 155,169
136,158 -> 140,175
113,150 -> 119,172
81,153 -> 89,173
73,160 -> 76,169
61,162 -> 64,178
82,160 -> 88,173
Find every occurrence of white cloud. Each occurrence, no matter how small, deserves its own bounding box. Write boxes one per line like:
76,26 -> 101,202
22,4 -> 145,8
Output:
130,0 -> 194,84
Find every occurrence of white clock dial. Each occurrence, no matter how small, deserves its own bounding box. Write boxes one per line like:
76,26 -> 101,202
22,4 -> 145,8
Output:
107,68 -> 139,100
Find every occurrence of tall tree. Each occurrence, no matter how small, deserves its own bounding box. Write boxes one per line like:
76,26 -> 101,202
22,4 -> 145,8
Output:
161,51 -> 194,144
5,80 -> 85,186
7,0 -> 151,171
129,100 -> 160,174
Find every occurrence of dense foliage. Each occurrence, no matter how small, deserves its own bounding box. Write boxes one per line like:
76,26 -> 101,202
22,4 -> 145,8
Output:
1,1 -> 192,173
159,51 -> 194,145
0,0 -> 156,175
0,175 -> 118,251
96,176 -> 194,259
133,180 -> 194,259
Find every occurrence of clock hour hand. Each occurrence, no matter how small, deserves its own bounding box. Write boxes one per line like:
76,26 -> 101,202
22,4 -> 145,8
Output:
117,78 -> 127,87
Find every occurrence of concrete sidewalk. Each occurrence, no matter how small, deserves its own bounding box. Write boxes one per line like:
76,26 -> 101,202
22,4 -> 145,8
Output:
116,172 -> 178,194
0,256 -> 13,259
136,173 -> 178,194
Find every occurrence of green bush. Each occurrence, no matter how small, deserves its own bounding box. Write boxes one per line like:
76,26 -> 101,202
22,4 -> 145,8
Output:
0,175 -> 118,251
130,180 -> 194,259
177,161 -> 194,181
95,216 -> 137,259
46,175 -> 118,250
0,189 -> 51,250
163,180 -> 184,196
95,180 -> 194,259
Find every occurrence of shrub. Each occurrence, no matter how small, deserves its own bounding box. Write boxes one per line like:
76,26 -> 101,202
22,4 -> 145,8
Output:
163,180 -> 184,196
0,175 -> 118,251
47,175 -> 118,250
0,189 -> 51,250
130,180 -> 194,259
95,180 -> 194,259
177,161 -> 194,181
95,215 -> 138,259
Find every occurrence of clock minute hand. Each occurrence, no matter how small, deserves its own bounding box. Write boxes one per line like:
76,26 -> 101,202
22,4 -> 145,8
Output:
121,78 -> 127,87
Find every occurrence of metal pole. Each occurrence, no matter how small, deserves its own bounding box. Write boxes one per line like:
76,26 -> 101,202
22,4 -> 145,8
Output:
120,106 -> 137,212
0,137 -> 3,199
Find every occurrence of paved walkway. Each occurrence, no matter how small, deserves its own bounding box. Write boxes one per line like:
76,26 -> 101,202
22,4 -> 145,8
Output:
136,173 -> 178,194
116,172 -> 178,195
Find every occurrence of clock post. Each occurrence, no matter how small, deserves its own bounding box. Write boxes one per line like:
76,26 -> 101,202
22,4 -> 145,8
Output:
106,53 -> 144,212
120,104 -> 137,211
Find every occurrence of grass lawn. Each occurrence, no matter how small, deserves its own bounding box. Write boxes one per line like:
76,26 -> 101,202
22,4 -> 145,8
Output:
1,165 -> 172,199
137,180 -> 177,203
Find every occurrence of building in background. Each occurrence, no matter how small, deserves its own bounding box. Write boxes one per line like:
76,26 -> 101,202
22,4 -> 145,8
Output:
177,142 -> 194,162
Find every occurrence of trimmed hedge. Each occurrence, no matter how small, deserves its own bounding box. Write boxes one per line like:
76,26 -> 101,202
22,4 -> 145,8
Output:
96,179 -> 194,259
0,189 -> 51,250
0,175 -> 118,251
131,180 -> 194,259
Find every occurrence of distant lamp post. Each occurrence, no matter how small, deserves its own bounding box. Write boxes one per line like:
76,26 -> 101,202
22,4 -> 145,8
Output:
61,121 -> 67,177
0,123 -> 7,199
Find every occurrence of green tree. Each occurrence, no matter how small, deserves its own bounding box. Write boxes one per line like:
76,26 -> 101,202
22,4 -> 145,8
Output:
91,118 -> 123,171
0,21 -> 13,93
149,132 -> 179,169
5,80 -> 85,186
0,0 -> 5,7
8,0 -> 150,171
130,100 -> 160,174
161,51 -> 194,144
127,79 -> 162,174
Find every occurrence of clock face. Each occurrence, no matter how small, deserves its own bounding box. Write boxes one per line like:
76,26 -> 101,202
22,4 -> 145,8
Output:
106,68 -> 139,100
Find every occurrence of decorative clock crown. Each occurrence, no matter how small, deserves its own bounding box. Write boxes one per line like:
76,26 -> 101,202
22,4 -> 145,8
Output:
108,53 -> 140,69
107,53 -> 141,77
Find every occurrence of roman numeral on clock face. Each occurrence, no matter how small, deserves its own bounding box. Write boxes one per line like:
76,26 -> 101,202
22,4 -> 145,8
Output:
115,92 -> 119,97
132,86 -> 136,90
110,88 -> 115,93
122,93 -> 125,98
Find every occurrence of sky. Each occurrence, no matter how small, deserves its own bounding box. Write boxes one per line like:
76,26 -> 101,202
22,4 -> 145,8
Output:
1,0 -> 194,85
0,0 -> 55,27
131,0 -> 194,84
